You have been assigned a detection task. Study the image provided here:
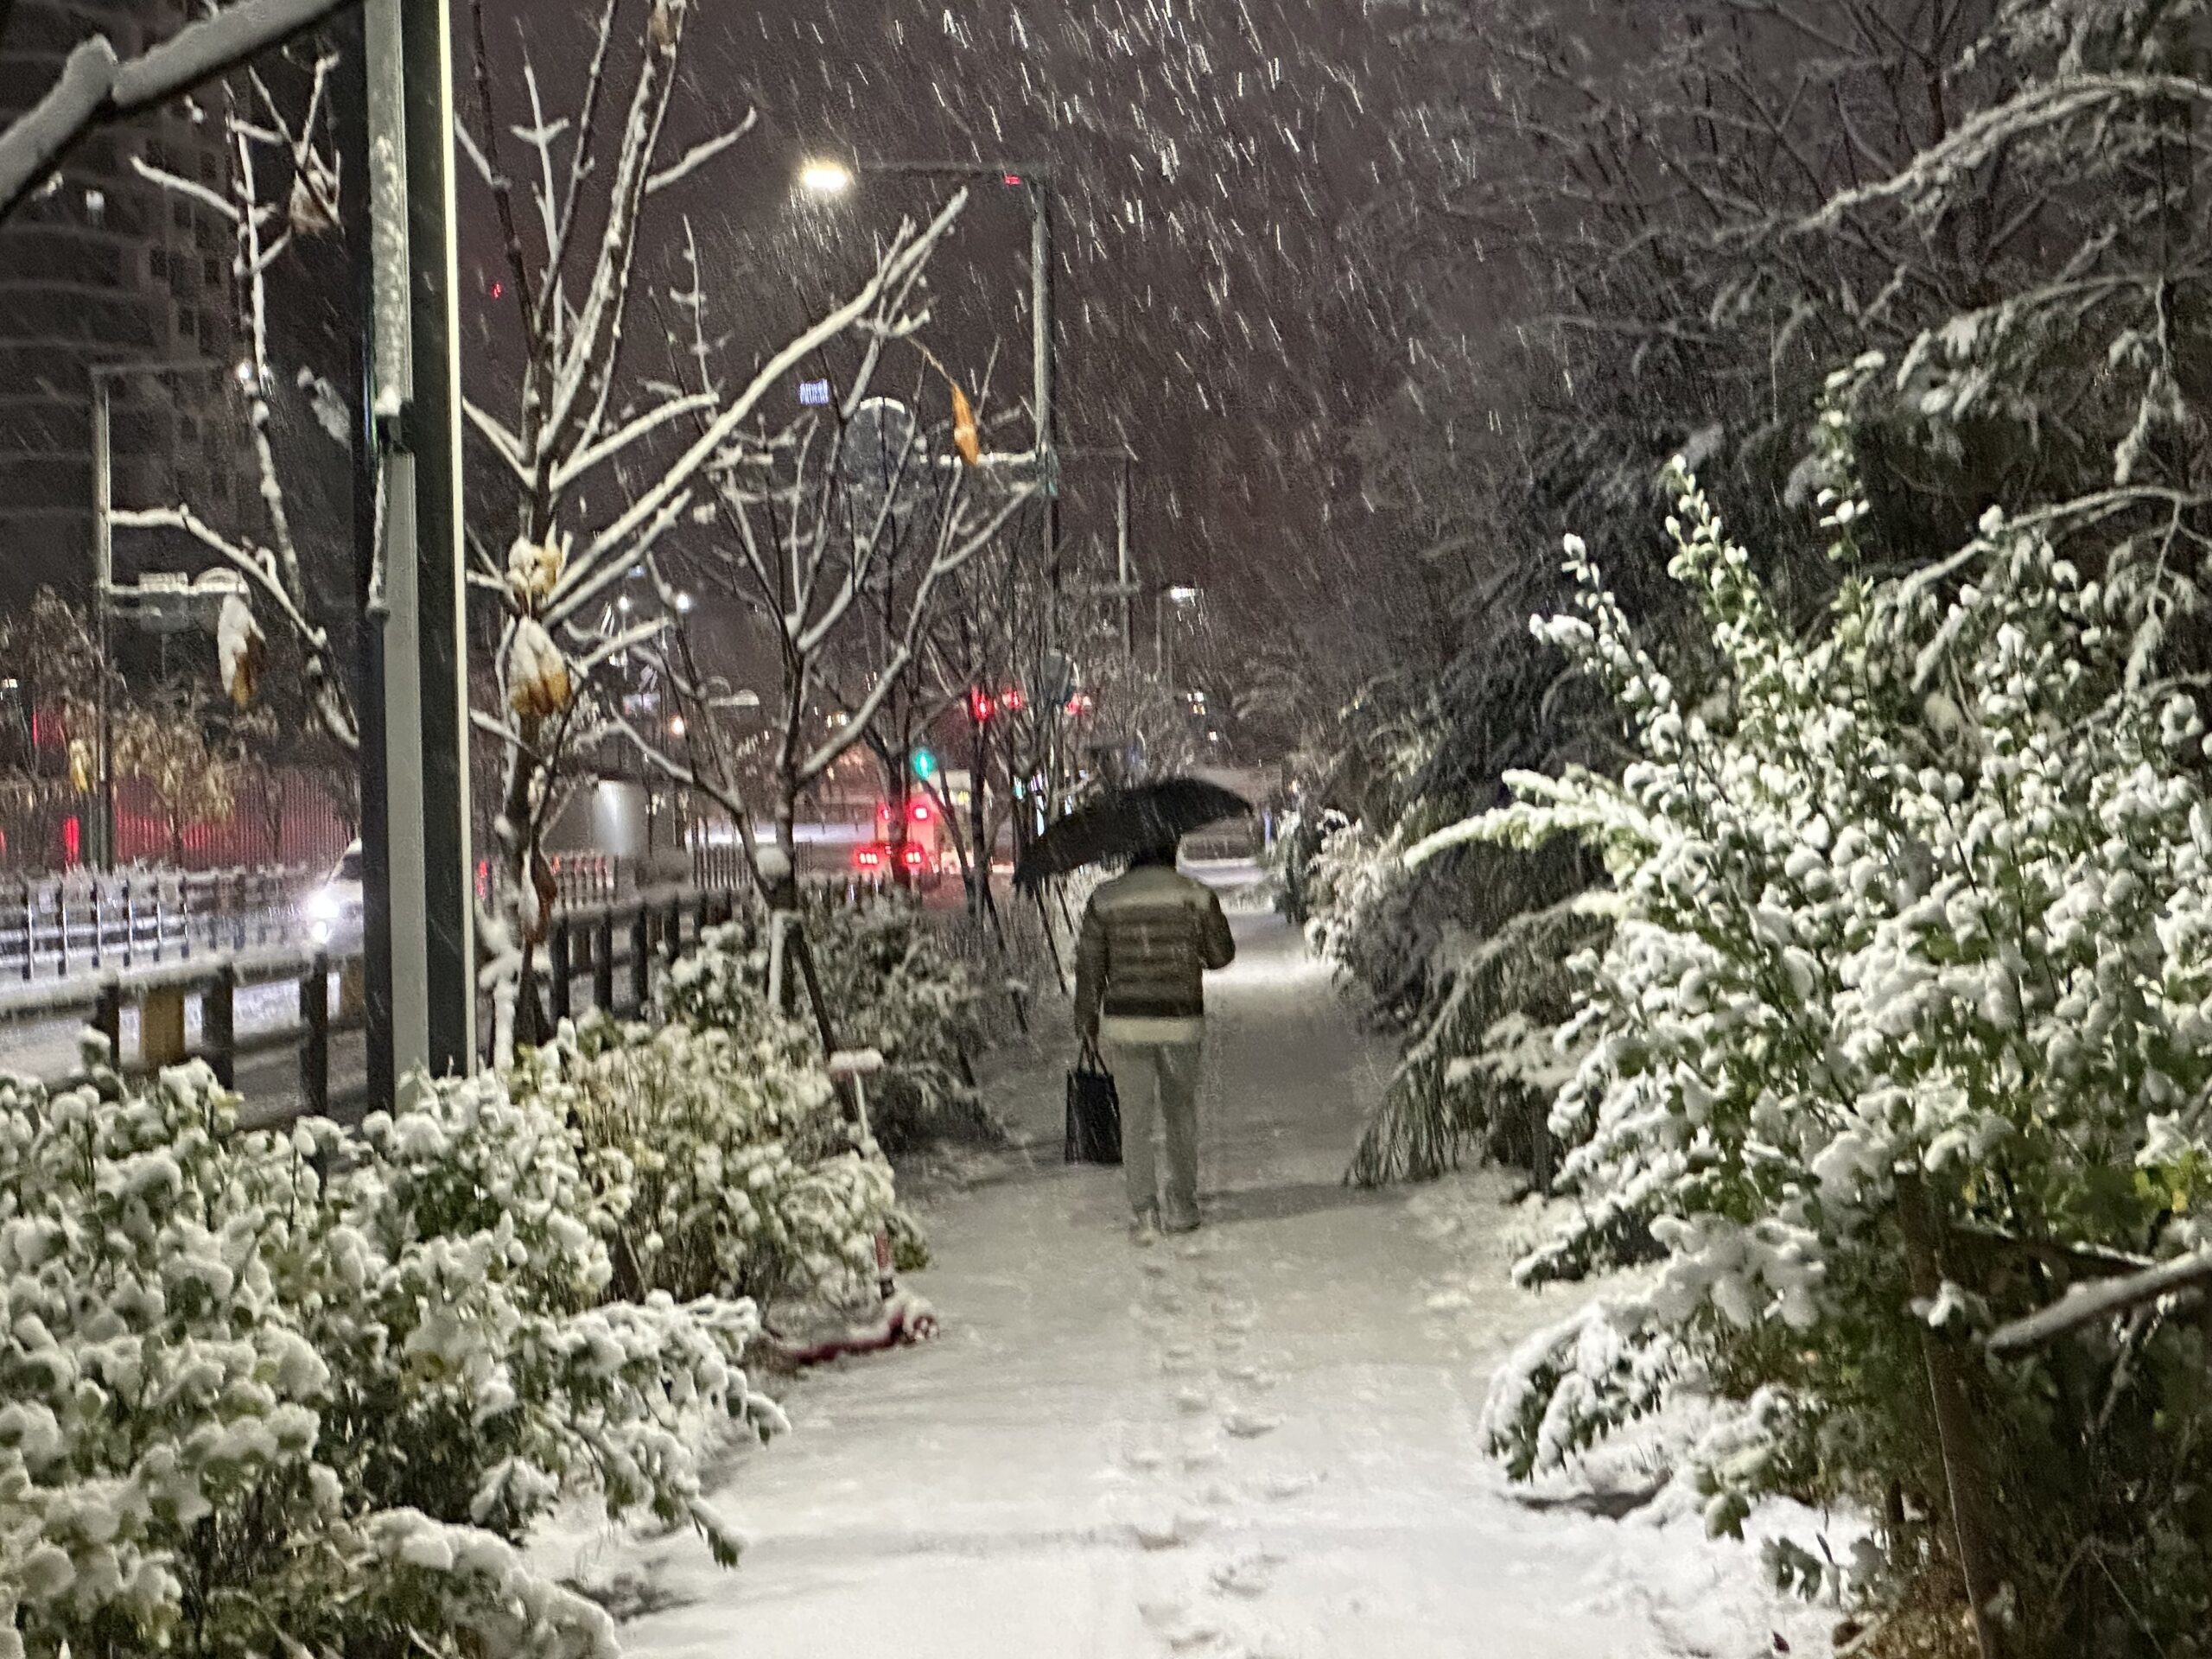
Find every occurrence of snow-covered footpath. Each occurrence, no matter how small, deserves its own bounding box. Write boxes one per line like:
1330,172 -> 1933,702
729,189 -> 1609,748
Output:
542,889 -> 1840,1656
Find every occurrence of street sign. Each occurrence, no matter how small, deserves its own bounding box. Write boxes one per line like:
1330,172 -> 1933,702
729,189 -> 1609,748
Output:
798,378 -> 831,406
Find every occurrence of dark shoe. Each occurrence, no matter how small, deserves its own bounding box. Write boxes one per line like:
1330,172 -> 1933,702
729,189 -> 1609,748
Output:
1161,1211 -> 1201,1236
1130,1210 -> 1161,1247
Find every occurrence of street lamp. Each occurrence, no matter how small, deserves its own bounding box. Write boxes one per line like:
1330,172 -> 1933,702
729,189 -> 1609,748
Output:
798,159 -> 854,195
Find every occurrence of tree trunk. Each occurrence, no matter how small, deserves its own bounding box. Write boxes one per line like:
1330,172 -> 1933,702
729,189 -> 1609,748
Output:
887,748 -> 912,892
771,782 -> 802,913
1894,1171 -> 2012,1659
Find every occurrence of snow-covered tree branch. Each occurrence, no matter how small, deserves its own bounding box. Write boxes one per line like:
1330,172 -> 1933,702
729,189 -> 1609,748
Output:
0,0 -> 353,217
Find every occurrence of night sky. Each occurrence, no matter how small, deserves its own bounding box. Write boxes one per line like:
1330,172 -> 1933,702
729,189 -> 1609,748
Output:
460,0 -> 1432,639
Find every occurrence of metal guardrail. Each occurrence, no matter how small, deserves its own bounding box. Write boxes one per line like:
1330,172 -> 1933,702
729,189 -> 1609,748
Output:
0,866 -> 311,984
7,880 -> 748,1125
0,848 -> 734,993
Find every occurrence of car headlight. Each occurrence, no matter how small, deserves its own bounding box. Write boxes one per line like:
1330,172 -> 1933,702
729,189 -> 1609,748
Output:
308,887 -> 341,922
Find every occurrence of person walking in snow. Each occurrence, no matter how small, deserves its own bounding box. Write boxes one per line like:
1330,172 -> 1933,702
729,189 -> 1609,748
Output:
1073,837 -> 1237,1242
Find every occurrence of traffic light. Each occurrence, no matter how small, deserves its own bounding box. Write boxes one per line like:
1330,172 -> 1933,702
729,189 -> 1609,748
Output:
911,747 -> 939,781
969,688 -> 994,723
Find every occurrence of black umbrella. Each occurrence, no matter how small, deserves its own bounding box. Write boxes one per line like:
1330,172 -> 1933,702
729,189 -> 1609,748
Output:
1014,777 -> 1252,889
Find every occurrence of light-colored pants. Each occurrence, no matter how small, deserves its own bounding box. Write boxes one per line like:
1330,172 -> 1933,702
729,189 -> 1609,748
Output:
1106,1039 -> 1202,1227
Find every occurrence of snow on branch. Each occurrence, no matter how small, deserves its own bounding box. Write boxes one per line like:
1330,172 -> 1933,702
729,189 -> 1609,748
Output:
645,113 -> 757,197
1986,1250 -> 2212,1358
587,191 -> 969,566
549,389 -> 719,493
1803,73 -> 2212,232
0,0 -> 353,218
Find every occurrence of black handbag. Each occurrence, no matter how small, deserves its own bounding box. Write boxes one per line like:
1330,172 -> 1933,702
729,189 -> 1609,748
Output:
1065,1039 -> 1123,1165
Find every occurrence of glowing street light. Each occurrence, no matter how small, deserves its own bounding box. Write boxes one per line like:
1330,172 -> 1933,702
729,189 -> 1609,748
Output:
799,158 -> 854,195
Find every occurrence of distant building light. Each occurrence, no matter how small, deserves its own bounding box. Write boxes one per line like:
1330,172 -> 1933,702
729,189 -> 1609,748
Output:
798,378 -> 832,406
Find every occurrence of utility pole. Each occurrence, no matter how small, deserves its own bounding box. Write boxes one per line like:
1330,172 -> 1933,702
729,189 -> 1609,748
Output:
1028,172 -> 1058,588
361,0 -> 475,1095
1116,454 -> 1134,657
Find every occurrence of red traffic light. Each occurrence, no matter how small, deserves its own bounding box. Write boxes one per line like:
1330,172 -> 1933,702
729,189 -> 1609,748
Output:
1000,687 -> 1027,713
969,689 -> 994,722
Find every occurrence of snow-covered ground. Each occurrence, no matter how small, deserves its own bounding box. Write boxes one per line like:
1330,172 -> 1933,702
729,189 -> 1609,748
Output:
542,883 -> 1842,1656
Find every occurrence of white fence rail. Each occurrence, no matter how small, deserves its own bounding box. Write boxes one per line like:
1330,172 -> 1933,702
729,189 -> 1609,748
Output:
0,867 -> 311,982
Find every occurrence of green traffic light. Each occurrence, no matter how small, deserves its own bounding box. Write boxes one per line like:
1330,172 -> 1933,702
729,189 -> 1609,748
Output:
911,748 -> 938,779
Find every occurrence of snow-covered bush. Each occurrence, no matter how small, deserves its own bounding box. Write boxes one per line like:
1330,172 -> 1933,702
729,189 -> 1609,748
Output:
0,1056 -> 779,1658
1299,815 -> 1441,1020
512,1015 -> 897,1312
1438,404 -> 2212,1648
1346,895 -> 1610,1187
666,892 -> 995,1153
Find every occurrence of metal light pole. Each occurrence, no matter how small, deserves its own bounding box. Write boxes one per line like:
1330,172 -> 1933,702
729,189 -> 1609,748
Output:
1061,444 -> 1140,658
89,357 -> 226,871
1117,453 -> 1133,656
360,0 -> 475,1093
1159,584 -> 1199,685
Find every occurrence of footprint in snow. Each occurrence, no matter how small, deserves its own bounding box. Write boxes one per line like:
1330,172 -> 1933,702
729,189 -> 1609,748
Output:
1165,1623 -> 1226,1654
1132,1509 -> 1211,1549
1222,1408 -> 1282,1439
1260,1470 -> 1319,1500
1209,1551 -> 1283,1599
1175,1386 -> 1213,1414
1140,1602 -> 1228,1654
